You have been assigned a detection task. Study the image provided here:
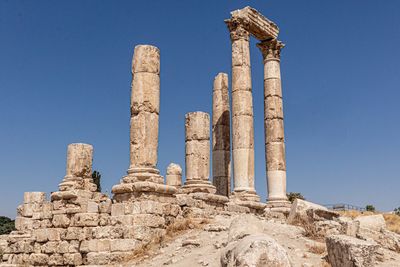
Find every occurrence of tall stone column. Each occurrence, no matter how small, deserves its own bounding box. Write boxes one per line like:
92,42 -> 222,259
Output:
257,39 -> 289,204
112,45 -> 176,200
58,143 -> 97,192
125,45 -> 163,184
225,19 -> 259,201
212,73 -> 231,196
183,112 -> 216,194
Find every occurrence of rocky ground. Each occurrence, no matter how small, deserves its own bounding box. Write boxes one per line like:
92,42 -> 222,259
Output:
127,200 -> 400,267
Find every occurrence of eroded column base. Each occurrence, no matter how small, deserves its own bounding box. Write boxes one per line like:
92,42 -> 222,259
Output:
182,180 -> 217,194
264,199 -> 292,217
112,168 -> 176,203
228,191 -> 265,214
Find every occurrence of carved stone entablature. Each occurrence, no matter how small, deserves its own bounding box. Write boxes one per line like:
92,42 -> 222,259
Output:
229,6 -> 279,40
225,18 -> 250,41
257,39 -> 285,61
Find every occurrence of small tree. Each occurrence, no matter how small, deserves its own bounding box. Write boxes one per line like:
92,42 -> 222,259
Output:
394,207 -> 400,216
91,170 -> 102,192
286,192 -> 305,203
365,205 -> 376,212
0,216 -> 15,235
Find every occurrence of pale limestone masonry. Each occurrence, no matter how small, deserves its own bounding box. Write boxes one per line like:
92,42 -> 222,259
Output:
226,6 -> 289,210
112,45 -> 176,201
166,163 -> 182,187
258,39 -> 290,205
225,18 -> 259,202
1,7 -> 298,266
183,112 -> 216,194
212,73 -> 231,197
58,143 -> 97,192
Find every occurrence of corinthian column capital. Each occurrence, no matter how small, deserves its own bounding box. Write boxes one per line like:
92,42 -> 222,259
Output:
257,39 -> 285,61
225,19 -> 250,41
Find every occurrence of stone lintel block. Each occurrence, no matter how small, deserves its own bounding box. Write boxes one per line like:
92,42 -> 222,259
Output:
266,143 -> 286,171
231,38 -> 251,67
230,6 -> 279,40
185,112 -> 210,141
232,115 -> 254,149
265,118 -> 285,143
131,72 -> 160,114
264,78 -> 282,97
232,66 -> 251,92
264,59 -> 281,79
265,96 -> 283,120
24,192 -> 46,204
132,45 -> 160,74
51,191 -> 78,201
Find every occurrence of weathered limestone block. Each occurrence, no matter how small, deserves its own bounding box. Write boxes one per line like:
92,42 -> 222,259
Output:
132,214 -> 165,228
99,199 -> 112,214
29,253 -> 49,266
33,228 -> 61,242
355,214 -> 386,231
228,214 -> 264,242
166,163 -> 182,187
52,214 -> 70,228
326,235 -> 379,267
73,213 -> 99,227
63,252 -> 83,266
110,239 -> 139,252
132,45 -> 160,74
14,217 -> 33,231
80,239 -> 111,253
48,253 -> 63,265
221,234 -> 291,267
92,226 -> 124,239
111,203 -> 126,216
288,199 -> 339,225
24,192 -> 46,204
65,143 -> 93,178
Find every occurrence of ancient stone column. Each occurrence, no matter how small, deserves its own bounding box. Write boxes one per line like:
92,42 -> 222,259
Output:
183,112 -> 216,193
212,73 -> 231,196
125,45 -> 163,184
59,143 -> 96,192
166,163 -> 182,187
257,39 -> 289,204
225,19 -> 258,201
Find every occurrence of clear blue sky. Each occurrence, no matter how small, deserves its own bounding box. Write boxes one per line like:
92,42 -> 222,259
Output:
1,1 -> 399,218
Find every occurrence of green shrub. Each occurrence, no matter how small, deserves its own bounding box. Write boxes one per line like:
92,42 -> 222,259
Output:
0,216 -> 15,235
365,205 -> 376,212
286,192 -> 305,203
394,207 -> 400,216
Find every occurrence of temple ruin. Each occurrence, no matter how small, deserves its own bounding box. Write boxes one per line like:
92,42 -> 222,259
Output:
0,7 -> 294,266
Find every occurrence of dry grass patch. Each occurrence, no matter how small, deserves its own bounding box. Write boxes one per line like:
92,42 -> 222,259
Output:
383,214 -> 400,234
308,243 -> 326,255
126,217 -> 210,264
337,210 -> 374,218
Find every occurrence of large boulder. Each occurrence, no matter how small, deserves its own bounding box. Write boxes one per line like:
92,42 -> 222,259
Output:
227,214 -> 264,242
357,227 -> 400,253
355,215 -> 386,231
326,234 -> 379,267
287,199 -> 339,225
221,234 -> 291,267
